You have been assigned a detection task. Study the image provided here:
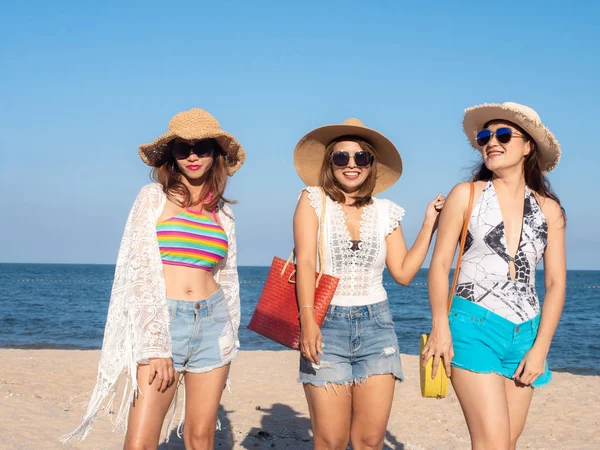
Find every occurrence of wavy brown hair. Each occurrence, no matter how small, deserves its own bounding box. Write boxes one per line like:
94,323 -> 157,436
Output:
472,120 -> 566,223
151,139 -> 233,211
318,136 -> 377,208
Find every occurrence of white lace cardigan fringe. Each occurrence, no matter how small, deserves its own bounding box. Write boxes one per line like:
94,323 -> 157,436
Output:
61,183 -> 240,442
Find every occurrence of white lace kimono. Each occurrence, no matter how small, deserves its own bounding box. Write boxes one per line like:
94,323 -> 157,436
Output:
65,183 -> 240,440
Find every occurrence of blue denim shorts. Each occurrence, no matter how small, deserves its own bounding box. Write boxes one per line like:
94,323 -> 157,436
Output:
168,288 -> 238,373
298,300 -> 404,386
450,296 -> 551,387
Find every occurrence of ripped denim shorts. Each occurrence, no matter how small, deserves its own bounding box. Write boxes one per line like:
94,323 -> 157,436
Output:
298,300 -> 404,386
168,287 -> 238,373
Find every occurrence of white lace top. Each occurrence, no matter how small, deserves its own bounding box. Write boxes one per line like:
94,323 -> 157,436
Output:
305,186 -> 405,306
65,183 -> 240,441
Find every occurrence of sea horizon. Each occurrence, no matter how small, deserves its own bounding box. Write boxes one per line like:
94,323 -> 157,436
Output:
3,261 -> 600,272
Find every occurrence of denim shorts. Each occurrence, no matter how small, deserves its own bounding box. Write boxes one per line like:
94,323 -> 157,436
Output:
168,288 -> 238,373
450,296 -> 551,387
298,300 -> 404,386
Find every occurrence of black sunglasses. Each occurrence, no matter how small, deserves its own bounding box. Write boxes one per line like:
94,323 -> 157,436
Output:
476,127 -> 525,147
331,150 -> 373,168
170,140 -> 217,160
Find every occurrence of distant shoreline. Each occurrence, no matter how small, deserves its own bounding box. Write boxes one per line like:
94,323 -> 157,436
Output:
2,265 -> 598,377
1,345 -> 596,376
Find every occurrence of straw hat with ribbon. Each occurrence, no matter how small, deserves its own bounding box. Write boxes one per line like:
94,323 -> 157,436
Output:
294,118 -> 403,194
463,102 -> 561,173
138,108 -> 245,176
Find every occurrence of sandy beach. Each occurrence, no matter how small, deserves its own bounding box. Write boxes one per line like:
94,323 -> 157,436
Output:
0,349 -> 598,450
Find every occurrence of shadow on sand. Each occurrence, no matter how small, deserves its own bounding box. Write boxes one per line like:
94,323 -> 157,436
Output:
157,401 -> 407,449
158,404 -> 234,449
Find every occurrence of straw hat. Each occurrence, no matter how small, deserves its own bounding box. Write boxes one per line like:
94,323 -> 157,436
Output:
294,118 -> 403,194
463,102 -> 561,173
138,108 -> 245,175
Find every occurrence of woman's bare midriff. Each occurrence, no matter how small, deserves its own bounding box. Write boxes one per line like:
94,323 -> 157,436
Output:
162,264 -> 219,301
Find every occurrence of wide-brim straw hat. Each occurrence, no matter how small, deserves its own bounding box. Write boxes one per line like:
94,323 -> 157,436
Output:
294,118 -> 403,194
463,102 -> 561,173
138,108 -> 245,176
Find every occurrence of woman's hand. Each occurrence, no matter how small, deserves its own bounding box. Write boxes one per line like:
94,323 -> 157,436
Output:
512,345 -> 547,386
300,310 -> 323,365
424,193 -> 447,228
148,357 -> 175,392
421,323 -> 454,378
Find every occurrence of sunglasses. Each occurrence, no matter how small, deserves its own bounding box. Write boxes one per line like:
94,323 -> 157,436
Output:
170,140 -> 217,160
476,127 -> 525,147
331,150 -> 373,168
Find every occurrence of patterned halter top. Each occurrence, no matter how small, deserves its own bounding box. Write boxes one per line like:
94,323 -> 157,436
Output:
455,180 -> 548,323
156,206 -> 228,271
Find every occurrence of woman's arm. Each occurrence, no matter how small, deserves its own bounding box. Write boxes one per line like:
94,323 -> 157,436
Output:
536,200 -> 567,348
422,182 -> 472,377
513,198 -> 566,385
125,184 -> 174,391
217,205 -> 241,348
386,194 -> 445,286
67,184 -> 172,439
294,190 -> 322,364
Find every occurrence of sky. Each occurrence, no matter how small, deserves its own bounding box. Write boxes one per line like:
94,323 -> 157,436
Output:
1,0 -> 599,269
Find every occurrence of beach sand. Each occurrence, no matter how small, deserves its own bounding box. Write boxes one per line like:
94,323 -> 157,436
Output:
0,349 -> 598,450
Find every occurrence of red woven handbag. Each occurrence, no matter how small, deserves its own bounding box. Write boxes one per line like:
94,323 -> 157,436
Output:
247,189 -> 339,350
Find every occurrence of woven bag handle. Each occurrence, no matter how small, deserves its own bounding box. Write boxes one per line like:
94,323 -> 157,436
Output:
283,188 -> 328,287
447,182 -> 475,312
314,187 -> 327,286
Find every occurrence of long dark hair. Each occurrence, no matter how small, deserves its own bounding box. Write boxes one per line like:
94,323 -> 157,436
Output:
151,139 -> 234,211
318,136 -> 377,208
472,120 -> 566,223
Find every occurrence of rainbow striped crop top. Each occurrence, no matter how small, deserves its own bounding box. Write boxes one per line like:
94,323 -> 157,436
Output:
156,207 -> 228,271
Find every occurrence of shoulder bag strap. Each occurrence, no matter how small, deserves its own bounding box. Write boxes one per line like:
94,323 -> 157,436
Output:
283,188 -> 328,287
447,182 -> 475,312
315,188 -> 327,286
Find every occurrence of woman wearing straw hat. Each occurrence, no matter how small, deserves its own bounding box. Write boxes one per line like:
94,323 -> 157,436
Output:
63,108 -> 245,449
423,102 -> 566,449
293,118 -> 445,449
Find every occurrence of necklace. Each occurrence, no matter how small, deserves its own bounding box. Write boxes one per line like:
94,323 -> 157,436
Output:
341,204 -> 362,221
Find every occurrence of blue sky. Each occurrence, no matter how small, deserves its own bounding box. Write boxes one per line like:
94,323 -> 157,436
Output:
1,1 -> 598,269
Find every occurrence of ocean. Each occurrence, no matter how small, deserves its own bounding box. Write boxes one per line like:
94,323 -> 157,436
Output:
1,263 -> 598,375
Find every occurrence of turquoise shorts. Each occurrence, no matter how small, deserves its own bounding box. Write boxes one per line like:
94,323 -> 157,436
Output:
449,296 -> 551,387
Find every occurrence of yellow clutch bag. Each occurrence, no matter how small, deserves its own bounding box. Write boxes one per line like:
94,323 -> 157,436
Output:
420,333 -> 449,398
420,182 -> 474,399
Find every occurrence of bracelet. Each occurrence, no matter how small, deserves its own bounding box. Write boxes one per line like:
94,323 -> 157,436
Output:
298,305 -> 314,318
